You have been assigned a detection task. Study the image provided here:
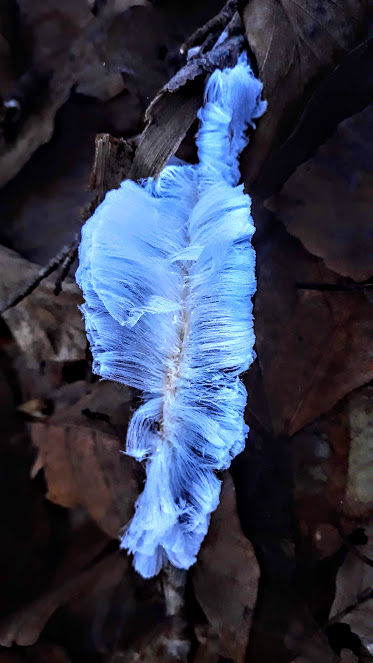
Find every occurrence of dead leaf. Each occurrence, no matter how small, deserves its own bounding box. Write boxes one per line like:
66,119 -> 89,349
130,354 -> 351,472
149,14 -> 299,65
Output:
292,381 -> 373,527
0,2 -> 95,187
254,213 -> 373,436
32,424 -> 137,537
291,384 -> 373,565
0,3 -> 18,100
340,651 -> 359,663
0,246 -> 85,364
75,57 -> 125,102
0,441 -> 52,620
193,624 -> 221,663
242,0 -> 369,187
193,473 -> 260,663
31,381 -> 138,538
313,524 -> 343,560
50,378 -> 131,434
289,630 -> 340,663
53,506 -> 111,583
0,644 -> 70,663
104,5 -> 183,103
266,103 -> 373,281
18,397 -> 51,419
344,386 -> 373,518
0,551 -> 127,647
254,37 -> 373,198
292,402 -> 350,527
291,387 -> 373,649
330,523 -> 373,652
248,591 -> 340,663
96,0 -> 150,19
361,648 -> 373,662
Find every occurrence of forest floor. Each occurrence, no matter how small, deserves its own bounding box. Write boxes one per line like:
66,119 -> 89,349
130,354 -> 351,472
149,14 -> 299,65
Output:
0,1 -> 373,661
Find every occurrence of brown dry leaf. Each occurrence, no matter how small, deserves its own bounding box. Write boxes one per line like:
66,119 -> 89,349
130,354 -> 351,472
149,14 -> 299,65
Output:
266,103 -> 373,281
291,386 -> 373,655
255,215 -> 373,436
32,424 -> 137,537
0,2 -> 18,99
96,0 -> 150,19
18,0 -> 92,70
0,0 -> 147,187
52,506 -> 111,583
330,523 -> 373,652
289,633 -> 340,663
193,624 -> 221,663
292,382 -> 373,524
291,648 -> 339,663
28,644 -> 71,663
0,644 -> 70,663
0,246 -> 85,364
292,383 -> 373,562
17,397 -> 50,419
242,0 -> 368,187
193,473 -> 260,663
0,2 -> 94,187
292,403 -> 349,533
344,385 -> 373,519
281,602 -> 341,663
75,56 -> 125,102
250,37 -> 373,200
31,382 -> 138,538
340,652 -> 359,663
0,551 -> 127,647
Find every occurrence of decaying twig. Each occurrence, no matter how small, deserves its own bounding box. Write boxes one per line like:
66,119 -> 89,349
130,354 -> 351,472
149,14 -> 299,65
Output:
54,237 -> 80,296
180,0 -> 237,54
197,10 -> 242,57
0,235 -> 79,314
161,565 -> 191,659
0,134 -> 135,312
336,527 -> 373,570
1,3 -> 245,316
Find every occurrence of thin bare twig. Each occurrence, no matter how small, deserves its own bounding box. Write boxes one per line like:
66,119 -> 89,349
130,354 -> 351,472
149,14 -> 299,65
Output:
336,526 -> 373,569
197,10 -> 242,56
180,0 -> 237,54
54,238 -> 80,295
1,234 -> 79,314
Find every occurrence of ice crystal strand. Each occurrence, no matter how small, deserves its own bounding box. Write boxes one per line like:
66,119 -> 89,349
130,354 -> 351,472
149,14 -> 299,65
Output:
76,54 -> 266,578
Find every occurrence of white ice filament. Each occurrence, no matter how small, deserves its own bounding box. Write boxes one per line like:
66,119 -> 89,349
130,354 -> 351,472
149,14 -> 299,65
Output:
76,54 -> 266,578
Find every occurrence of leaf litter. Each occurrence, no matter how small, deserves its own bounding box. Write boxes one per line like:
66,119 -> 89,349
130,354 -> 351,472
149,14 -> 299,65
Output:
0,0 -> 373,661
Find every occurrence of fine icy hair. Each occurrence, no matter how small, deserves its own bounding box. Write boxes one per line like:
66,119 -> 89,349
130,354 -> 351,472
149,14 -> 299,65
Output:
76,54 -> 266,578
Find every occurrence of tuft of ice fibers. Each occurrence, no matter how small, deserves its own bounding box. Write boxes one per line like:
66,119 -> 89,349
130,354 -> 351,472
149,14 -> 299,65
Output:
76,53 -> 266,578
